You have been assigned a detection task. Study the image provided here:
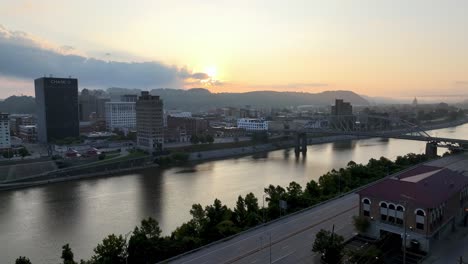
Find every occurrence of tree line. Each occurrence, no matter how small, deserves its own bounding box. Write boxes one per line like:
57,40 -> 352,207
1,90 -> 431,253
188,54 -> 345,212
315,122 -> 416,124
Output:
15,153 -> 430,264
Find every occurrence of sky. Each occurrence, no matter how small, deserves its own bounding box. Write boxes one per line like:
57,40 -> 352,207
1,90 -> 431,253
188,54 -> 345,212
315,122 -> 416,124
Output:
1,0 -> 468,100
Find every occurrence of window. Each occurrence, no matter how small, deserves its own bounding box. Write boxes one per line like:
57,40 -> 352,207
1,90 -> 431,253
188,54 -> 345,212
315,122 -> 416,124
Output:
362,198 -> 371,217
415,209 -> 425,230
380,202 -> 388,221
388,204 -> 396,223
396,205 -> 405,225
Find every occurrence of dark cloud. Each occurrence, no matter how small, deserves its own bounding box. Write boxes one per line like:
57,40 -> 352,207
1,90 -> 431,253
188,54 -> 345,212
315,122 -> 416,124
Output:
190,72 -> 210,80
0,25 -> 204,89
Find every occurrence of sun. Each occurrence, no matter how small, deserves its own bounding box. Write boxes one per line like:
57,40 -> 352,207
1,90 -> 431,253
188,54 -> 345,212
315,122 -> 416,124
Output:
204,66 -> 217,78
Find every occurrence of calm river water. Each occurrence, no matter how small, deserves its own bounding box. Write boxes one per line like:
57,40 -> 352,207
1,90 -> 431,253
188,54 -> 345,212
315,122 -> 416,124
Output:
1,124 -> 467,263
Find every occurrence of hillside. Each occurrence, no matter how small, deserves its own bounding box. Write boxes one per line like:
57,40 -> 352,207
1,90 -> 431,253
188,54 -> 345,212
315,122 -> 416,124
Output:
0,96 -> 36,114
0,89 -> 369,114
150,88 -> 369,111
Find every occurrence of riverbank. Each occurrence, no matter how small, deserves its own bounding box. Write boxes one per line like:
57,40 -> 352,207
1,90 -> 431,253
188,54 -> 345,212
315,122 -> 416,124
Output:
0,134 -> 360,191
1,118 -> 466,192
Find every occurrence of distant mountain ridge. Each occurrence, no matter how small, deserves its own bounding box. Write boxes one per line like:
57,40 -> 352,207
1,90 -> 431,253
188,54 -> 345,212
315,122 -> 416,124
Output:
0,89 -> 369,114
149,88 -> 369,111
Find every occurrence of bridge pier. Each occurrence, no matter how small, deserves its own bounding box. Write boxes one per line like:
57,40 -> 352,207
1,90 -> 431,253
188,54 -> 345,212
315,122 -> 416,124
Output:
425,142 -> 438,158
295,133 -> 307,155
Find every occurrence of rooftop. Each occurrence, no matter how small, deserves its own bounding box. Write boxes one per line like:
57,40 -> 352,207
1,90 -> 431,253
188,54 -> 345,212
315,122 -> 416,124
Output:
358,155 -> 468,208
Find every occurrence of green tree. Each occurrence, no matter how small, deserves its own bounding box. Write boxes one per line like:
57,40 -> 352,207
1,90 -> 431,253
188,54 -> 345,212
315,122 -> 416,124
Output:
353,215 -> 371,234
264,185 -> 286,219
2,150 -> 13,159
90,234 -> 127,264
15,257 -> 32,264
233,196 -> 248,227
18,147 -> 30,158
206,134 -> 214,144
199,135 -> 207,144
244,193 -> 261,226
61,244 -> 77,264
346,245 -> 383,264
190,135 -> 200,144
305,180 -> 320,199
312,229 -> 345,264
127,218 -> 165,264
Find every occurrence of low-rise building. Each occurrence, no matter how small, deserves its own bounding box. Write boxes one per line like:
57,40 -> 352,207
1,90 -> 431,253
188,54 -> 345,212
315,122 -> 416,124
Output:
105,102 -> 136,131
237,118 -> 268,131
19,125 -> 37,143
357,163 -> 468,252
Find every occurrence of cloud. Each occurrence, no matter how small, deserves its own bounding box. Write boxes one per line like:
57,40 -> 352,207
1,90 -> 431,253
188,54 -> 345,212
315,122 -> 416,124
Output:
0,25 -> 208,90
190,72 -> 210,80
454,81 -> 468,86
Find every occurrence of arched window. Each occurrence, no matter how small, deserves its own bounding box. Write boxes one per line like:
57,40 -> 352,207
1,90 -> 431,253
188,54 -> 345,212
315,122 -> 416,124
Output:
415,209 -> 425,230
380,202 -> 388,221
362,198 -> 371,217
396,205 -> 405,225
388,204 -> 396,223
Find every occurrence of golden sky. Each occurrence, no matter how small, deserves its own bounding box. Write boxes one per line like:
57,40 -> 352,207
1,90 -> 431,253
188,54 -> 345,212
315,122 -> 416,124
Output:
1,0 -> 468,99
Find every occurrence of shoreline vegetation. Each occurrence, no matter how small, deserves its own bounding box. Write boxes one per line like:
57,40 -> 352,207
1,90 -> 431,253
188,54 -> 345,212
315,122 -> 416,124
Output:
14,153 -> 437,264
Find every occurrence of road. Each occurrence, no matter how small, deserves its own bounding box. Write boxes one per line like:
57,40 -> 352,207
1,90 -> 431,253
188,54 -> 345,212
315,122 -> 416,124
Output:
168,194 -> 359,264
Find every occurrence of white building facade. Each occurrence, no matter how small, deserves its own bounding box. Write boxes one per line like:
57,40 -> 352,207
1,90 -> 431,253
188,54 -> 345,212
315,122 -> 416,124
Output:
105,102 -> 136,131
0,113 -> 11,149
237,118 -> 268,131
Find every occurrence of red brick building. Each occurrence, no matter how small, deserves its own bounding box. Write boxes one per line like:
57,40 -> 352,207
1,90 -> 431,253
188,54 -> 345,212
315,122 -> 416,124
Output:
358,164 -> 468,252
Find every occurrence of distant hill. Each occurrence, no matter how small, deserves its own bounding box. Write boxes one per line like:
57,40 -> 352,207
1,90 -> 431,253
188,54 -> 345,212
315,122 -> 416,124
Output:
149,88 -> 369,111
0,96 -> 36,114
0,89 -> 369,114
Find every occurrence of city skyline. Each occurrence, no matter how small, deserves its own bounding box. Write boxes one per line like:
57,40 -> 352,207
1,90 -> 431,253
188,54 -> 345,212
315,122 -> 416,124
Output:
1,0 -> 468,99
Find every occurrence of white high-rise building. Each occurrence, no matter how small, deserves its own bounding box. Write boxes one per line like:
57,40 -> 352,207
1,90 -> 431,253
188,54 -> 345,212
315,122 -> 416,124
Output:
0,113 -> 11,149
105,102 -> 136,131
237,118 -> 268,131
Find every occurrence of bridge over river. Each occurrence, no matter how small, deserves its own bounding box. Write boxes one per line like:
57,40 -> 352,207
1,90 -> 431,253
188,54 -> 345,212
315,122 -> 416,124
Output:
273,114 -> 468,157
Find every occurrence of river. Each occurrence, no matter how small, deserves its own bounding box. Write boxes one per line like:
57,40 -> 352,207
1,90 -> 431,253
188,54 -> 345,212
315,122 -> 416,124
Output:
1,124 -> 467,263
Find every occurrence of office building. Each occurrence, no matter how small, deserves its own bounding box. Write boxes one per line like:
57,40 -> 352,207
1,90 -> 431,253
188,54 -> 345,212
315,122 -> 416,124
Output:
105,102 -> 136,131
237,118 -> 268,131
35,77 -> 79,143
0,113 -> 11,149
120,94 -> 138,102
136,91 -> 164,152
331,99 -> 353,116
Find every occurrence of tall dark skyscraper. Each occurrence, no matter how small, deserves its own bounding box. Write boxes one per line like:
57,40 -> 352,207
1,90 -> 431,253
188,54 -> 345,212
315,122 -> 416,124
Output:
35,77 -> 79,143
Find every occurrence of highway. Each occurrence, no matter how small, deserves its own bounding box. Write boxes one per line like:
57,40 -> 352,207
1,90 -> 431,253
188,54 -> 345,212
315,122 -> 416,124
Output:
168,193 -> 359,264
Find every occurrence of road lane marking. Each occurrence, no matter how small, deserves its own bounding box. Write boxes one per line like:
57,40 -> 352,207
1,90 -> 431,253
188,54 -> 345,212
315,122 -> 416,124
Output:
271,250 -> 296,264
281,245 -> 289,250
224,205 -> 358,264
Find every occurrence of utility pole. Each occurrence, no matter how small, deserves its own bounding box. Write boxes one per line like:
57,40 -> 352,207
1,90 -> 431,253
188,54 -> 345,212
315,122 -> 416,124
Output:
403,201 -> 407,264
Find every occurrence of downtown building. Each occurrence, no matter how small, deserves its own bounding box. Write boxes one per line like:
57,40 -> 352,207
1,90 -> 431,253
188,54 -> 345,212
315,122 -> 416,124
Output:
237,118 -> 268,131
105,101 -> 136,131
35,77 -> 79,143
136,91 -> 164,153
0,113 -> 11,150
331,99 -> 353,116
